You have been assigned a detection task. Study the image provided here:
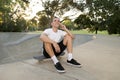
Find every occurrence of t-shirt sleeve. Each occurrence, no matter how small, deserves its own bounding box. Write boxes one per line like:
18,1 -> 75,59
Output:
61,30 -> 67,37
42,29 -> 50,35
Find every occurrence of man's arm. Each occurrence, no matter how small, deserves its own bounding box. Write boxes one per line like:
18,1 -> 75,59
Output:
40,33 -> 60,52
59,23 -> 75,39
64,28 -> 75,39
40,33 -> 54,44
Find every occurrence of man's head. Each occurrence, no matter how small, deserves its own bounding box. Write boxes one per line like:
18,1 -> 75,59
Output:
51,17 -> 60,28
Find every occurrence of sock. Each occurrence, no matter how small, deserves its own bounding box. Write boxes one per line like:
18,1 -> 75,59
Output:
51,55 -> 59,64
67,53 -> 73,61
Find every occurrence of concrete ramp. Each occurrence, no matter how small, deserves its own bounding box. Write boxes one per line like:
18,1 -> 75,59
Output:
0,34 -> 120,80
0,33 -> 93,64
0,55 -> 97,80
0,33 -> 41,64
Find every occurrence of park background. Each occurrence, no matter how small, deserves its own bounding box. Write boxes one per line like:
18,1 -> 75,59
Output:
0,1 -> 120,80
0,0 -> 120,35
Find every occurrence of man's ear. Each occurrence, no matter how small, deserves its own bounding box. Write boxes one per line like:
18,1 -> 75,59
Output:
51,22 -> 53,26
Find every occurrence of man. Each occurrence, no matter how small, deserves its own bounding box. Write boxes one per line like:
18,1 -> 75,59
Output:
40,17 -> 81,73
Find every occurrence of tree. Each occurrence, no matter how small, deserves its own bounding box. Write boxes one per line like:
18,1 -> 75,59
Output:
107,11 -> 120,34
74,14 -> 92,30
86,0 -> 120,34
38,15 -> 50,30
40,0 -> 85,25
0,0 -> 12,31
0,0 -> 29,32
62,17 -> 74,30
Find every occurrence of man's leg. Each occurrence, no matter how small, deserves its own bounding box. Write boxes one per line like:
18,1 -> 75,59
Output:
63,35 -> 81,67
44,42 -> 65,72
63,35 -> 73,53
44,42 -> 58,64
63,35 -> 73,60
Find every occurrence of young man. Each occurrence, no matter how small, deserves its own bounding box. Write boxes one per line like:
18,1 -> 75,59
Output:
40,17 -> 81,73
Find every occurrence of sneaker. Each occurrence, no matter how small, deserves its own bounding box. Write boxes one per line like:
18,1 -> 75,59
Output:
67,59 -> 81,67
54,62 -> 65,73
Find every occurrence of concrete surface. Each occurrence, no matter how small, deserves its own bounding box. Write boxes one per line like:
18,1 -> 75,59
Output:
0,33 -> 92,64
0,33 -> 120,80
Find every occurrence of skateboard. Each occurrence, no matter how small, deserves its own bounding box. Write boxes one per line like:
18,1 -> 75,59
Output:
33,52 -> 65,61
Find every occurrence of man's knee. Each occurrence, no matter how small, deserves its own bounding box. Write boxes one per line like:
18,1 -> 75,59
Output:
44,42 -> 53,49
63,35 -> 73,45
65,35 -> 73,41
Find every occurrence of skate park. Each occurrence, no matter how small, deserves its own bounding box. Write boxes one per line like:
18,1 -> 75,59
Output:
0,33 -> 120,80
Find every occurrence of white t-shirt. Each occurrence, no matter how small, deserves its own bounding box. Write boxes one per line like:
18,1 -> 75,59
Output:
43,28 -> 67,43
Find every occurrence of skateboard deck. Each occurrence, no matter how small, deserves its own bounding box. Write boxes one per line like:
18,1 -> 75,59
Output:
33,52 -> 65,61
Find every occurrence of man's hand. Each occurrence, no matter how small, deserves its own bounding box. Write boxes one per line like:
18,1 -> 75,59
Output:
59,23 -> 75,39
52,42 -> 60,53
59,23 -> 67,31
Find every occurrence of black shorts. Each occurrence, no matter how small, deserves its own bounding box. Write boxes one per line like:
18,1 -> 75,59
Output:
43,40 -> 66,58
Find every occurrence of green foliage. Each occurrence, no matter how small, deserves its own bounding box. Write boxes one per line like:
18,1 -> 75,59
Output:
41,0 -> 84,22
0,0 -> 12,31
0,0 -> 86,32
94,0 -> 120,34
38,15 -> 50,30
62,17 -> 74,30
73,0 -> 120,35
74,14 -> 92,29
107,12 -> 120,34
0,0 -> 29,32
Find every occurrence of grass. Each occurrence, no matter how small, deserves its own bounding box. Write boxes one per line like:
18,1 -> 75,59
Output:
71,30 -> 108,35
32,29 -> 120,36
33,29 -> 108,34
71,30 -> 120,36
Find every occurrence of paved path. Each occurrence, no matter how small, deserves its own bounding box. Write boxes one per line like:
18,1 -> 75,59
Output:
0,34 -> 120,80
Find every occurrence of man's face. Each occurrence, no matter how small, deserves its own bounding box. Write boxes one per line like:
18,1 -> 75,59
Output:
52,18 -> 60,28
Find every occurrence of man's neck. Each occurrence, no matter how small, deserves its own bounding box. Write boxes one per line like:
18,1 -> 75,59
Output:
52,27 -> 58,32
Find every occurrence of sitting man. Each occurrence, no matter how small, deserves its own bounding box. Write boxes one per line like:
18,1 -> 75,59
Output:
40,17 -> 81,73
